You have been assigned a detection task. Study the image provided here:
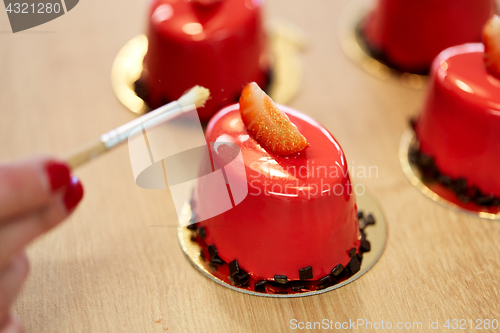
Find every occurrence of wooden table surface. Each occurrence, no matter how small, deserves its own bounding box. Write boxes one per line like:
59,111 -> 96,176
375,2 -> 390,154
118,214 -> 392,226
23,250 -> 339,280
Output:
2,0 -> 500,332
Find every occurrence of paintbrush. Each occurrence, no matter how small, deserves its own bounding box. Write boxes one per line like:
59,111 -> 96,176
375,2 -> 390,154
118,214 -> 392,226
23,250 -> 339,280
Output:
66,86 -> 210,169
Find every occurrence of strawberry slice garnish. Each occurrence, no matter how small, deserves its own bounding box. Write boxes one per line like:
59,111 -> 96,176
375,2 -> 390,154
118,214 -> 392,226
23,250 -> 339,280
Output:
483,14 -> 500,78
239,82 -> 309,156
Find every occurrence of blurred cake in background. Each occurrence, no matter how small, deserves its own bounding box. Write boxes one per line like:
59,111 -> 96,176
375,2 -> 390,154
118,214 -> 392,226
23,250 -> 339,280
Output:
412,15 -> 500,206
360,0 -> 496,74
136,0 -> 270,121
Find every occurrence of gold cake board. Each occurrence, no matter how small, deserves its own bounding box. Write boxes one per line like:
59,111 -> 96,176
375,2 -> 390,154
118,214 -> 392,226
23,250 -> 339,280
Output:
111,18 -> 307,115
337,0 -> 427,89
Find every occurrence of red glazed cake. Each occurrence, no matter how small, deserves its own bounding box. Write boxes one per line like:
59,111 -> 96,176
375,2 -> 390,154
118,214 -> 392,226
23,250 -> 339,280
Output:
361,0 -> 496,73
138,0 -> 269,121
190,83 -> 371,292
414,17 -> 500,204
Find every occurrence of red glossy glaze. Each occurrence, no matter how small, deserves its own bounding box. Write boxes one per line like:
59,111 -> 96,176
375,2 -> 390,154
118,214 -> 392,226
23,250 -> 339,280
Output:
142,0 -> 269,121
195,104 -> 360,281
363,0 -> 496,72
416,43 -> 500,197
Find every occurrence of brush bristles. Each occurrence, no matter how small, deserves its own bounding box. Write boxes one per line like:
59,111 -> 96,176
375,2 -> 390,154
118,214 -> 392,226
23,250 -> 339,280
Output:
178,86 -> 211,109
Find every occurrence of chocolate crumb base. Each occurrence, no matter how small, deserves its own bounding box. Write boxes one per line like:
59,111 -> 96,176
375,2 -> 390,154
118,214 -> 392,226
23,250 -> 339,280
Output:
408,122 -> 500,208
187,211 -> 374,294
355,22 -> 429,76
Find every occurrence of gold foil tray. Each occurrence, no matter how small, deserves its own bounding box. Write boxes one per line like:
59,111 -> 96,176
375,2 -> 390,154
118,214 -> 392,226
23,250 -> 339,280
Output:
338,0 -> 427,89
111,19 -> 306,115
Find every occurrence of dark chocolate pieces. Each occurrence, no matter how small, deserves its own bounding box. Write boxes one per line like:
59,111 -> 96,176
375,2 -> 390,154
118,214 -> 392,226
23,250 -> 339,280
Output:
232,270 -> 250,287
133,78 -> 149,102
234,270 -> 249,281
331,264 -> 344,277
192,210 -> 375,294
360,238 -> 371,252
210,257 -> 223,266
476,194 -> 496,206
347,255 -> 361,275
228,260 -> 239,277
408,146 -> 439,179
452,178 -> 468,196
207,245 -> 217,259
198,226 -> 206,239
254,280 -> 267,293
408,139 -> 500,207
274,275 -> 288,284
290,281 -> 305,292
207,245 -> 223,266
365,214 -> 375,226
193,230 -> 248,286
134,78 -> 172,110
225,260 -> 249,287
358,212 -> 375,231
437,174 -> 453,188
299,266 -> 313,280
317,275 -> 332,290
409,117 -> 417,131
227,259 -> 250,287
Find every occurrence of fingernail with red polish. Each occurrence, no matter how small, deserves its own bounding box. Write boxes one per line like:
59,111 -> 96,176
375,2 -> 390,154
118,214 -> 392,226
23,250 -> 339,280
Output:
45,161 -> 71,192
63,177 -> 84,212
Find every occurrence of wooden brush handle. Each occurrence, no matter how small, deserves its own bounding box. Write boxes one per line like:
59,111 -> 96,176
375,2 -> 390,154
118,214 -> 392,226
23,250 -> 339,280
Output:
66,140 -> 107,169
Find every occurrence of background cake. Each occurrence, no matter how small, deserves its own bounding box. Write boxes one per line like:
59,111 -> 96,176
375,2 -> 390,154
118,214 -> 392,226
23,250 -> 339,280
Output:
414,16 -> 500,203
138,0 -> 270,121
361,0 -> 496,73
